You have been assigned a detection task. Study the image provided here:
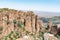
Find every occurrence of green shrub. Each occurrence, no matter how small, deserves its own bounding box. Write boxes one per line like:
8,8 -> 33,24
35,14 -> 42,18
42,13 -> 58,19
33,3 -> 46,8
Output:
26,31 -> 30,35
17,21 -> 24,29
0,26 -> 3,31
13,20 -> 17,24
5,13 -> 9,18
7,19 -> 10,25
0,31 -> 21,40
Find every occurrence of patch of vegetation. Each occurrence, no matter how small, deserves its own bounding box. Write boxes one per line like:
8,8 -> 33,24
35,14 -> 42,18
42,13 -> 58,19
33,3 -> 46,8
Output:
0,26 -> 3,34
7,19 -> 10,25
0,31 -> 21,40
0,26 -> 3,31
17,21 -> 24,29
26,31 -> 30,35
13,20 -> 17,24
5,13 -> 9,18
2,8 -> 9,11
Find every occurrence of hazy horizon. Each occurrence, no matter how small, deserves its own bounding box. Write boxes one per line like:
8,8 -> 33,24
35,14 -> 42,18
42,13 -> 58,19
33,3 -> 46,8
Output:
0,0 -> 60,12
34,11 -> 60,18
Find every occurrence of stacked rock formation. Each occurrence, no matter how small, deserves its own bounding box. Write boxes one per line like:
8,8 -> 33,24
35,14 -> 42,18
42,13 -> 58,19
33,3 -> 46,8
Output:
0,8 -> 44,38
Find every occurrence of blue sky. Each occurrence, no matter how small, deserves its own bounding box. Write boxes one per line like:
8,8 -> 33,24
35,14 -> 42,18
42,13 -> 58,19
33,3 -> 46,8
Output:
0,0 -> 60,12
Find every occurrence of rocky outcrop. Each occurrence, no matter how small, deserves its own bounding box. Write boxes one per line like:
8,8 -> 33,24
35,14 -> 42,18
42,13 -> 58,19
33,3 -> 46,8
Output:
16,35 -> 34,40
44,33 -> 58,40
0,8 -> 44,39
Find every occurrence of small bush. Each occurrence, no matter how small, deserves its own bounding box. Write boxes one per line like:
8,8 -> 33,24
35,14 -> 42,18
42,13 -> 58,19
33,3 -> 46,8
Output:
26,31 -> 30,35
0,31 -> 21,40
13,20 -> 17,24
0,26 -> 3,31
7,19 -> 10,25
5,13 -> 9,18
17,21 -> 24,28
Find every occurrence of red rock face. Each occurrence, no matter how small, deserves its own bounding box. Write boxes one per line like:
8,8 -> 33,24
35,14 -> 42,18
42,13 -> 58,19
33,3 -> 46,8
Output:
0,9 -> 44,38
35,15 -> 40,35
25,13 -> 32,33
31,15 -> 36,33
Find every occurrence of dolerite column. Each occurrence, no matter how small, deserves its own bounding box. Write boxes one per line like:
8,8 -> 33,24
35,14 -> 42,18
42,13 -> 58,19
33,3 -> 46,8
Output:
0,11 -> 4,38
8,10 -> 14,32
25,12 -> 32,33
35,15 -> 40,35
47,21 -> 52,32
17,11 -> 25,30
8,22 -> 14,32
2,11 -> 8,36
39,20 -> 44,32
9,10 -> 14,23
13,10 -> 18,20
0,12 -> 3,27
20,11 -> 25,24
31,14 -> 36,34
0,12 -> 3,21
17,11 -> 25,36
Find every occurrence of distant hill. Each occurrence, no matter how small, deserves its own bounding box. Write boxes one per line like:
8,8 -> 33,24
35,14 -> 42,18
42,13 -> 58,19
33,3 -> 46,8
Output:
34,11 -> 60,18
33,11 -> 60,24
39,17 -> 48,23
48,16 -> 60,24
39,16 -> 60,24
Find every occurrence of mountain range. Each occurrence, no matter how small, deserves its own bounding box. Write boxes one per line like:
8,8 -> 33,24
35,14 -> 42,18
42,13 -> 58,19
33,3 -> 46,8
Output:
34,11 -> 60,18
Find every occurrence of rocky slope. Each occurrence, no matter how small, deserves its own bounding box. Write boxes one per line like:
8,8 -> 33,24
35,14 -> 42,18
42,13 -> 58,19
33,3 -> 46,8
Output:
0,8 -> 44,40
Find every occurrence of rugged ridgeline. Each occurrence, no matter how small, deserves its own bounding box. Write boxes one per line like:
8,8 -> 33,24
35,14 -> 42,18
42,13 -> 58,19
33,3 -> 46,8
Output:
0,8 -> 44,39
